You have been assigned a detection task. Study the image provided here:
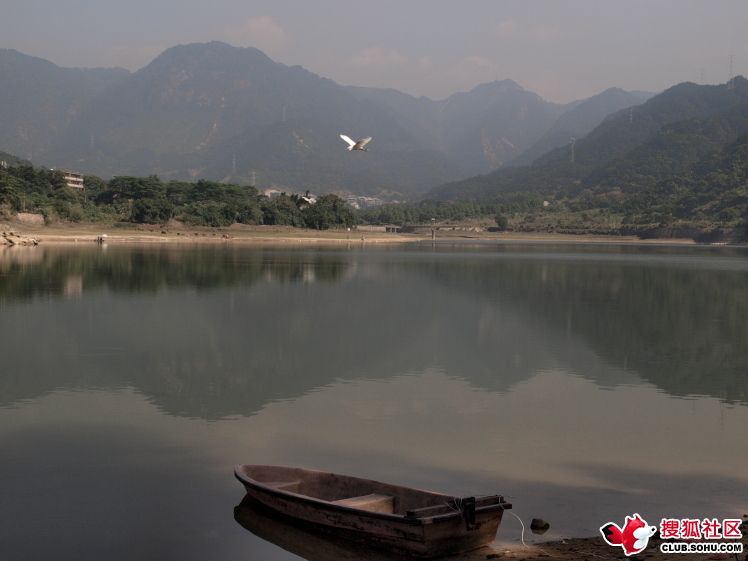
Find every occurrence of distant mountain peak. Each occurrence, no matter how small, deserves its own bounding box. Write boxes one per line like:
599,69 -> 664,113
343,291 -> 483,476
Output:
484,79 -> 524,91
463,79 -> 526,96
167,40 -> 267,56
143,41 -> 275,71
599,86 -> 626,95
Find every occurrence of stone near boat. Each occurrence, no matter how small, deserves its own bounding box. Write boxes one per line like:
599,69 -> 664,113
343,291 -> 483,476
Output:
530,518 -> 550,534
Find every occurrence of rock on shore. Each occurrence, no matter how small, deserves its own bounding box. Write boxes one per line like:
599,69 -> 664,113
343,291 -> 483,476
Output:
1,231 -> 39,246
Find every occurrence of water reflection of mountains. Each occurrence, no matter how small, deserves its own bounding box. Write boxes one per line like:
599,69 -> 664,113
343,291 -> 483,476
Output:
1,245 -> 746,414
410,249 -> 748,406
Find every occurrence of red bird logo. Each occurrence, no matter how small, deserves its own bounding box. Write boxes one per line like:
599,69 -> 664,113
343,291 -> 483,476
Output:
600,513 -> 657,556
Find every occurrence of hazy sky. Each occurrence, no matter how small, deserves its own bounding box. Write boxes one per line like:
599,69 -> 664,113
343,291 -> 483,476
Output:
2,0 -> 746,102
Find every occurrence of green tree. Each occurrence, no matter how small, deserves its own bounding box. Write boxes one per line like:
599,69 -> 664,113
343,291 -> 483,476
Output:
303,194 -> 356,230
0,172 -> 22,210
131,198 -> 173,224
262,195 -> 304,226
495,213 -> 509,230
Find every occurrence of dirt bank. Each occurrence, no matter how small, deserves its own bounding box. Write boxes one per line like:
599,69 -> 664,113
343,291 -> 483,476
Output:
0,221 -> 719,247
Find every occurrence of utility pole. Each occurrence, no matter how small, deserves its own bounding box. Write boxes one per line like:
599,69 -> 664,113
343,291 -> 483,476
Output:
728,54 -> 735,90
569,137 -> 576,164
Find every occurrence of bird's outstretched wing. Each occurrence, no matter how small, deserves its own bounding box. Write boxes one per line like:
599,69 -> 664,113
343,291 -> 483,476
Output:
339,134 -> 356,147
358,136 -> 372,148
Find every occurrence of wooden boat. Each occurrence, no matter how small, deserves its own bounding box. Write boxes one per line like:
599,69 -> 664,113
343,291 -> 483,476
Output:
234,465 -> 511,558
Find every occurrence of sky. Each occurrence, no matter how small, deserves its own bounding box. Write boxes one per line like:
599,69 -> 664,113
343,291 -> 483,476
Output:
2,0 -> 746,103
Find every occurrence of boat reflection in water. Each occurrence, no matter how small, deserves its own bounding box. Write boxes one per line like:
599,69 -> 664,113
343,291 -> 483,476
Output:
234,497 -> 504,561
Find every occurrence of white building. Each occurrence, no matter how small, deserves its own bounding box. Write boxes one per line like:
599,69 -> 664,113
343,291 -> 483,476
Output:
62,170 -> 84,189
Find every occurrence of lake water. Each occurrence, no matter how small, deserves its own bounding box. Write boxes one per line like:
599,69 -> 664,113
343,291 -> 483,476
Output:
1,242 -> 747,560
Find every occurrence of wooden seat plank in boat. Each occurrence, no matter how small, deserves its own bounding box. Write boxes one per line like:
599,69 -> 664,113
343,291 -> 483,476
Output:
332,493 -> 394,513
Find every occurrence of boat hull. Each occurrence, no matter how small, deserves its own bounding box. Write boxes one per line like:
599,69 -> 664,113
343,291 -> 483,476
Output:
235,465 -> 509,558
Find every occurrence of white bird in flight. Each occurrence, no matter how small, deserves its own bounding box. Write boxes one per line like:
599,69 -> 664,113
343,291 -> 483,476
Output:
340,134 -> 372,152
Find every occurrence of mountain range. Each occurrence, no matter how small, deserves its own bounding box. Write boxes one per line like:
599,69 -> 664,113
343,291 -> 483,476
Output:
431,76 -> 748,204
0,42 -> 650,198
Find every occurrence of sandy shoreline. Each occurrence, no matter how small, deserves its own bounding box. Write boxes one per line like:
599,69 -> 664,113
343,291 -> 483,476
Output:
1,223 -> 422,246
492,531 -> 748,561
1,222 -> 712,247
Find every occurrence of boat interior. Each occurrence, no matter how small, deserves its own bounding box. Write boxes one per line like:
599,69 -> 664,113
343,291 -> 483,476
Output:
238,465 -> 504,518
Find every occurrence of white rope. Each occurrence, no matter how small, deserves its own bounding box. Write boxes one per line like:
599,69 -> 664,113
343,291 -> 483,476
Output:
507,511 -> 617,559
506,511 -> 557,557
507,511 -> 529,547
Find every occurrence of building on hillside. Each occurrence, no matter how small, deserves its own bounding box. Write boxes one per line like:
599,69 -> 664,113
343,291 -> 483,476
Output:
344,195 -> 384,209
62,170 -> 84,189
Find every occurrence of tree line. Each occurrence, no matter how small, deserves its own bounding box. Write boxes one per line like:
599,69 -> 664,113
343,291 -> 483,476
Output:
0,165 -> 355,230
1,158 -> 745,240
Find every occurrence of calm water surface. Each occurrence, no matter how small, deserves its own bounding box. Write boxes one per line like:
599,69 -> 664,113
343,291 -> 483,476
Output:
1,242 -> 747,560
